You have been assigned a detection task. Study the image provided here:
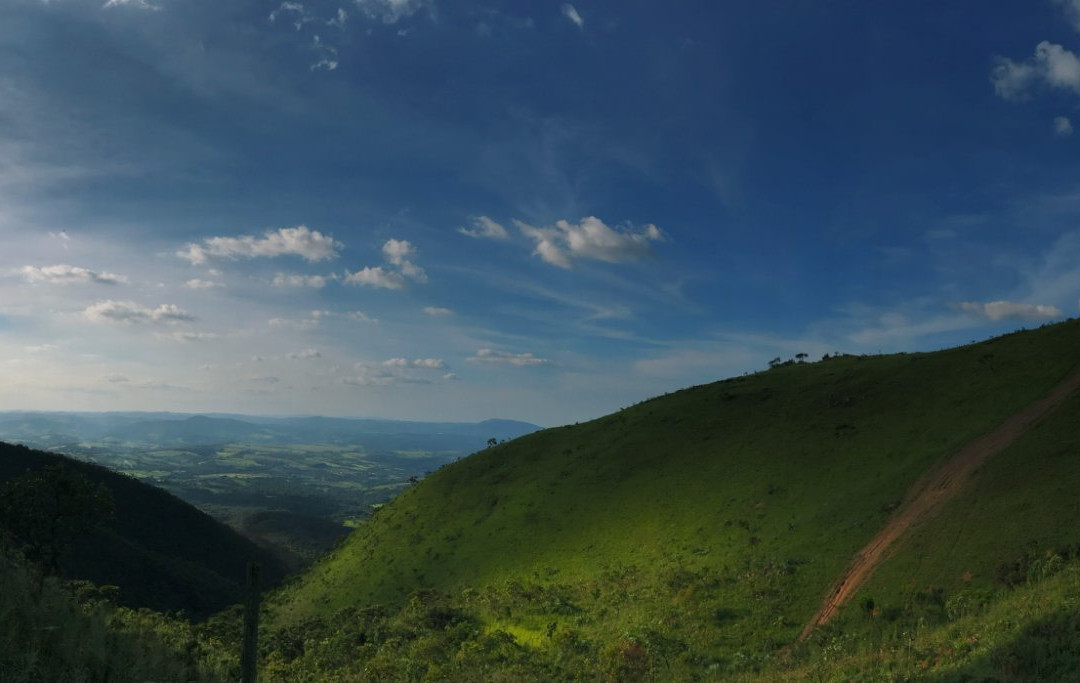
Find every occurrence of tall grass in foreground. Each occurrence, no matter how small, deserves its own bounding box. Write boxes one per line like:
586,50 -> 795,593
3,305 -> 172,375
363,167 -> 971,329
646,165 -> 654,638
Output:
0,546 -> 234,682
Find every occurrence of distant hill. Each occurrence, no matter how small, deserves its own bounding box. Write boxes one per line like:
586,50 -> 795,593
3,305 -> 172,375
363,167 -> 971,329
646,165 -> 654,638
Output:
264,319 -> 1080,680
0,442 -> 288,618
0,412 -> 541,451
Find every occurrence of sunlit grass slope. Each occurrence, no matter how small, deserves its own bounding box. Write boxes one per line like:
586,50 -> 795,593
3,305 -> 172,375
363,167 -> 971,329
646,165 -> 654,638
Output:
269,319 -> 1080,672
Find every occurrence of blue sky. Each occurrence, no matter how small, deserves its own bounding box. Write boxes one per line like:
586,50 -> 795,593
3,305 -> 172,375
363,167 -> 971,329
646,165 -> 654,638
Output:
2,0 -> 1080,425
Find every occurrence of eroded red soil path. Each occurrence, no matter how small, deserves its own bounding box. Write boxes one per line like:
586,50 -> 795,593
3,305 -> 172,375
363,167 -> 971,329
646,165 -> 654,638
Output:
799,366 -> 1080,641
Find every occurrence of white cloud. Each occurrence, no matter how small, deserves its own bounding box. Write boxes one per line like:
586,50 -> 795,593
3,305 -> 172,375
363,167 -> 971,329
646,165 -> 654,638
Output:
84,300 -> 195,325
103,0 -> 160,10
310,34 -> 339,71
347,310 -> 377,322
958,300 -> 1063,321
354,0 -> 428,24
382,238 -> 427,281
561,3 -> 584,29
344,238 -> 426,288
992,41 -> 1080,100
23,264 -> 126,285
269,2 -> 314,30
158,331 -> 219,342
343,266 -> 406,289
328,8 -> 348,28
458,215 -> 509,240
344,356 -> 449,386
423,306 -> 452,316
268,316 -> 320,330
383,357 -> 446,369
468,348 -> 549,366
272,272 -> 330,288
287,348 -> 322,360
1055,115 -> 1074,136
184,278 -> 223,290
24,344 -> 58,353
516,216 -> 664,268
177,226 -> 342,265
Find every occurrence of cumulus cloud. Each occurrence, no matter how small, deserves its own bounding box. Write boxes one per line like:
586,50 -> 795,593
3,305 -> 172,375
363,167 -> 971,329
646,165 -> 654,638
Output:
343,266 -> 406,289
1055,116 -> 1074,136
184,278 -> 223,289
272,273 -> 330,288
344,238 -> 426,289
354,0 -> 428,24
382,239 -> 427,281
423,306 -> 452,316
561,3 -> 584,29
177,226 -> 342,265
992,41 -> 1080,100
516,216 -> 664,268
23,264 -> 126,285
84,300 -> 195,325
458,215 -> 509,239
958,300 -> 1063,321
468,348 -> 549,366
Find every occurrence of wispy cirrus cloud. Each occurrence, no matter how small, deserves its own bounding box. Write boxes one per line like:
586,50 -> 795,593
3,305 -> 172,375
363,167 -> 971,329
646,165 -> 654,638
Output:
103,0 -> 161,10
22,264 -> 127,285
957,300 -> 1063,321
177,226 -> 342,265
458,215 -> 509,240
468,348 -> 549,366
184,278 -> 223,290
561,3 -> 584,30
272,272 -> 332,288
84,300 -> 195,325
516,216 -> 664,269
157,331 -> 219,342
354,0 -> 429,24
423,306 -> 452,316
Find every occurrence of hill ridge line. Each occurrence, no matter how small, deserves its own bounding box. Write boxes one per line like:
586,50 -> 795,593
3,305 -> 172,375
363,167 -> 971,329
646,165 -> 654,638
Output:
799,364 -> 1080,641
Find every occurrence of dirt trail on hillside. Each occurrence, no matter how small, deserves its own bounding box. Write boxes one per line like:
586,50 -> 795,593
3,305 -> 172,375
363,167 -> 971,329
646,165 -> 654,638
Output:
799,366 -> 1080,641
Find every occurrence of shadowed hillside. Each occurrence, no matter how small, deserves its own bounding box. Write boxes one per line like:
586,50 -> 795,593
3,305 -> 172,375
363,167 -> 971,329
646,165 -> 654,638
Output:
0,443 -> 288,618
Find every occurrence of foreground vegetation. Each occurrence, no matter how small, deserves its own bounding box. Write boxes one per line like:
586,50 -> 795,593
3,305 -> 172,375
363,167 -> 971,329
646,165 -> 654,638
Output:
0,545 -> 233,682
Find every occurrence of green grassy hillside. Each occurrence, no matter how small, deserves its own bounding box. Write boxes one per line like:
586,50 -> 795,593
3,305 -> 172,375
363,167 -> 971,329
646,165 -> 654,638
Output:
0,443 -> 288,618
263,320 -> 1080,679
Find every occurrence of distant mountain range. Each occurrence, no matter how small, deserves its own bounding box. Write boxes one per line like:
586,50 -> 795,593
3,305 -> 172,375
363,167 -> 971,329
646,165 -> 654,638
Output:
0,412 -> 540,452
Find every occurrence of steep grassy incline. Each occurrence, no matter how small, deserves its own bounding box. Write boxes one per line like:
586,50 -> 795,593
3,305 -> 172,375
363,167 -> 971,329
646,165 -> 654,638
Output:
269,320 -> 1080,668
851,374 -> 1080,615
0,443 -> 288,618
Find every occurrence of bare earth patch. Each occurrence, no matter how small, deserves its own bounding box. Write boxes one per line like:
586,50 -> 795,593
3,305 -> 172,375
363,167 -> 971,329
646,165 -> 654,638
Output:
800,365 -> 1080,640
